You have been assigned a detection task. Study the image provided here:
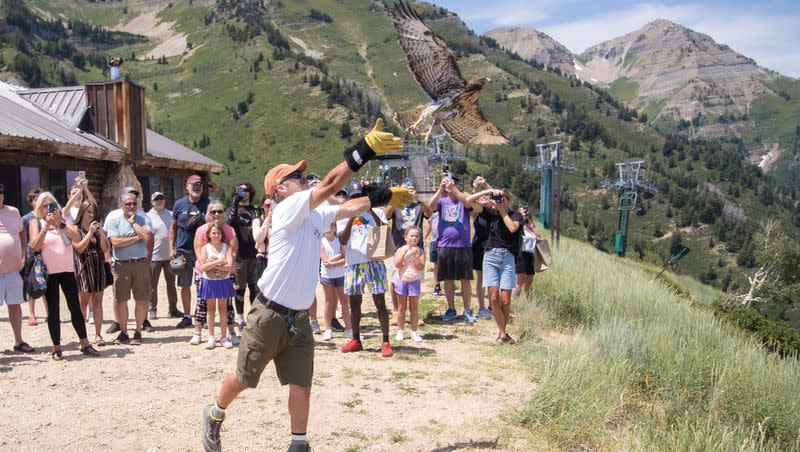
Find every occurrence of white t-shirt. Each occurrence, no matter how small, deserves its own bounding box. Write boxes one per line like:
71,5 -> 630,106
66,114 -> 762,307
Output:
522,227 -> 537,253
257,190 -> 339,310
320,236 -> 345,279
147,208 -> 173,261
337,211 -> 379,266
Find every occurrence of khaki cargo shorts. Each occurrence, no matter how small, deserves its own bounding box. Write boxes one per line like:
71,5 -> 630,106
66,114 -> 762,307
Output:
113,260 -> 152,301
235,301 -> 314,388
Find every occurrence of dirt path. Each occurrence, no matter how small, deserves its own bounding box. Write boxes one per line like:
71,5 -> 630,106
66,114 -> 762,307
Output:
0,264 -> 535,451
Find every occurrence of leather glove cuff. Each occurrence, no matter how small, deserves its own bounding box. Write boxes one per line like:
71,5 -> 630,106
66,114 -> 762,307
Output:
343,138 -> 376,172
365,186 -> 392,207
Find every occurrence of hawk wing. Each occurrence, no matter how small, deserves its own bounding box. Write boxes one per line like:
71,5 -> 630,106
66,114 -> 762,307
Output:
391,1 -> 465,101
441,105 -> 509,146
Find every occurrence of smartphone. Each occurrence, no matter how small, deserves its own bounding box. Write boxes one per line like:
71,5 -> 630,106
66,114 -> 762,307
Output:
48,202 -> 57,213
78,170 -> 86,179
235,186 -> 245,197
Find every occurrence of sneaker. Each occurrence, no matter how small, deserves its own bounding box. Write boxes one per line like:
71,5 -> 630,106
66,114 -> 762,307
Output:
310,320 -> 321,334
130,331 -> 142,346
106,321 -> 121,334
169,308 -> 184,318
112,331 -> 130,345
176,316 -> 193,329
381,341 -> 393,357
340,338 -> 363,353
230,334 -> 240,346
463,309 -> 477,324
441,308 -> 457,321
476,308 -> 492,319
189,332 -> 202,345
330,318 -> 345,332
202,404 -> 224,452
344,329 -> 353,339
221,338 -> 233,349
395,329 -> 405,341
322,329 -> 333,341
87,312 -> 94,324
287,442 -> 311,452
205,337 -> 216,350
433,283 -> 442,297
148,308 -> 157,320
411,331 -> 424,342
143,319 -> 156,333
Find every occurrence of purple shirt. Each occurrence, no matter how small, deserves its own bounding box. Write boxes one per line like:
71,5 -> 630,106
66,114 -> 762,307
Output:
436,197 -> 471,248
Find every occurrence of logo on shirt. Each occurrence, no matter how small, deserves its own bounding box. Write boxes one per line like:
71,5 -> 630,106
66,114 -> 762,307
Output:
442,203 -> 462,229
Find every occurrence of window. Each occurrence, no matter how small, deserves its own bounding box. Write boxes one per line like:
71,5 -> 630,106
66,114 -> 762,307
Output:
163,177 -> 175,209
20,166 -> 41,214
48,169 -> 67,205
137,176 -> 151,211
0,164 -> 21,210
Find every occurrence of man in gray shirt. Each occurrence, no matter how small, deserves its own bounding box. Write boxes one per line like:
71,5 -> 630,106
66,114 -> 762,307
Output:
147,192 -> 179,319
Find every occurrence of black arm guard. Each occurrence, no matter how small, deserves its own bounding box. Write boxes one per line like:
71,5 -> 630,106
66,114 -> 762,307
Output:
364,185 -> 392,207
343,138 -> 376,172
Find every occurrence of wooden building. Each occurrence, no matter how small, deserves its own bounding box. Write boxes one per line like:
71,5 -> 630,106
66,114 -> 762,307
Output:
0,79 -> 224,215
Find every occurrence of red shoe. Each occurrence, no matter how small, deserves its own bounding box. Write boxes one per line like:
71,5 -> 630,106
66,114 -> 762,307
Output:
340,339 -> 363,353
381,341 -> 393,357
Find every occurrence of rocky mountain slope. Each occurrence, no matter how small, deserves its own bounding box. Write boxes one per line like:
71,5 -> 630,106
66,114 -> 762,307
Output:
484,26 -> 575,73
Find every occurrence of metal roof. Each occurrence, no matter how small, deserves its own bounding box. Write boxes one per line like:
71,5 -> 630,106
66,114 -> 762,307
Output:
0,81 -> 223,171
17,86 -> 88,127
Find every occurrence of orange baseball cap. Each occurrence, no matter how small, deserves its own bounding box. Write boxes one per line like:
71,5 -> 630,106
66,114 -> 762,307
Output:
264,160 -> 308,197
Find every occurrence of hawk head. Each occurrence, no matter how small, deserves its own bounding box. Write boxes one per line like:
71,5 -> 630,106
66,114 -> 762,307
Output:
465,76 -> 490,92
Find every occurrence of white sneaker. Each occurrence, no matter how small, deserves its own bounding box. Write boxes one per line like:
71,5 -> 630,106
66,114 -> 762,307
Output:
411,331 -> 423,342
205,337 -> 216,350
236,313 -> 245,325
322,329 -> 333,341
221,337 -> 233,349
396,330 -> 405,341
311,320 -> 321,334
344,329 -> 353,339
87,312 -> 94,324
189,332 -> 202,345
230,334 -> 240,346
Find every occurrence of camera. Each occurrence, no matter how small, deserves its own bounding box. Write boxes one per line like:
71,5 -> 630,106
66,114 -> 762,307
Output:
490,193 -> 504,203
235,186 -> 245,197
48,202 -> 57,213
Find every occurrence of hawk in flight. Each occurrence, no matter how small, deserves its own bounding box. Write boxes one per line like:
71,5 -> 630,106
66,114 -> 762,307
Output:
390,0 -> 509,145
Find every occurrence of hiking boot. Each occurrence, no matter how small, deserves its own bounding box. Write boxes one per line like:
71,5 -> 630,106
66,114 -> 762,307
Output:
148,308 -> 157,320
441,308 -> 457,321
330,318 -> 345,332
463,309 -> 477,324
113,331 -> 130,345
287,442 -> 311,452
176,316 -> 193,329
340,338 -> 363,353
106,321 -> 121,334
381,341 -> 393,357
143,319 -> 156,333
202,404 -> 224,452
169,308 -> 184,318
130,331 -> 142,346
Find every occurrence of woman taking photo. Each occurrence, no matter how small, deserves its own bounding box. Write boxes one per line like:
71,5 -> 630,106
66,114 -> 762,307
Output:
29,193 -> 100,360
72,200 -> 110,346
514,207 -> 539,299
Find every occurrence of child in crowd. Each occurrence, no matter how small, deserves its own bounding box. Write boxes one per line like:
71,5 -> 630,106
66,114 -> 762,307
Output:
198,223 -> 235,350
393,226 -> 426,342
320,223 -> 351,341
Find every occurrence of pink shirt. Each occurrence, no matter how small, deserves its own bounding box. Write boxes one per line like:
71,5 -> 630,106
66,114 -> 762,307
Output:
193,223 -> 235,273
0,206 -> 23,274
40,226 -> 75,274
397,247 -> 421,282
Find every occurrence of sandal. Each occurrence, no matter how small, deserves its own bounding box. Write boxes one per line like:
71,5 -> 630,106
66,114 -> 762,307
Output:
51,349 -> 63,361
95,336 -> 107,347
27,315 -> 38,326
13,342 -> 35,353
80,345 -> 100,357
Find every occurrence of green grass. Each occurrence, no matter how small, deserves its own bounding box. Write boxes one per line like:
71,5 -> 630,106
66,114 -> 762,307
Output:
513,237 -> 800,450
608,77 -> 640,103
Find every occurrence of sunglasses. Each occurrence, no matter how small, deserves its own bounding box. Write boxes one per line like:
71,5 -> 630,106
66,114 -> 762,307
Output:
280,171 -> 304,185
123,202 -> 137,207
210,209 -> 224,214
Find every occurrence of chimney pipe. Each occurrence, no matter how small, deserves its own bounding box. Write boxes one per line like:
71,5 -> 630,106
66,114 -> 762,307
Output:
108,57 -> 123,81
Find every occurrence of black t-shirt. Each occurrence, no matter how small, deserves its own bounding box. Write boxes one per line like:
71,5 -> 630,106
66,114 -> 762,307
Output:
472,212 -> 490,249
480,207 -> 524,253
390,204 -> 426,249
226,204 -> 263,260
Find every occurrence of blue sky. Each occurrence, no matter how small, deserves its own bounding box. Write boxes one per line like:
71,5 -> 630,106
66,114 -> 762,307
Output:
429,0 -> 800,78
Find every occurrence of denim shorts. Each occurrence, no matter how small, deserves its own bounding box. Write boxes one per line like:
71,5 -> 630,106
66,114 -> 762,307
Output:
429,240 -> 438,263
320,276 -> 344,287
482,248 -> 516,290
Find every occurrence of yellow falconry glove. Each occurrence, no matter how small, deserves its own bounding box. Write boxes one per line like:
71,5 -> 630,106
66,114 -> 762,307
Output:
364,118 -> 403,154
387,187 -> 415,209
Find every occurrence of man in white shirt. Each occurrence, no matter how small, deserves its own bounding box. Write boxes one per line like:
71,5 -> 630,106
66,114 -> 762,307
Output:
146,192 -> 178,319
201,120 -> 413,452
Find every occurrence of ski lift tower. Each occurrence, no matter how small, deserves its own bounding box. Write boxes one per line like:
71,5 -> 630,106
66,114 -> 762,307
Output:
523,141 -> 575,246
601,160 -> 658,257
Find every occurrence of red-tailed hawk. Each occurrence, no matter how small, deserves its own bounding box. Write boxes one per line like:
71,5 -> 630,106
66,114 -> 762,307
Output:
390,0 -> 509,145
